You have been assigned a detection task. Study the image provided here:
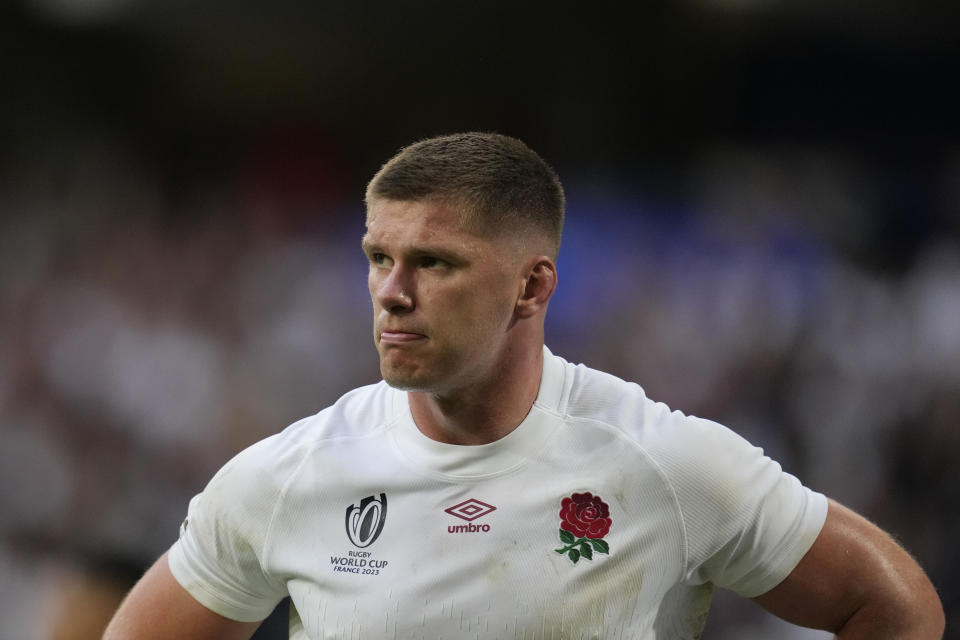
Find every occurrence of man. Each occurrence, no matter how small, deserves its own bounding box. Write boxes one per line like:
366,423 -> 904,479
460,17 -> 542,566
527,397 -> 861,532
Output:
105,133 -> 944,639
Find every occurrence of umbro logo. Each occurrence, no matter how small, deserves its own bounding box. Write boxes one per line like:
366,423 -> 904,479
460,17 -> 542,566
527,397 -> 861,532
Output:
445,498 -> 496,521
445,498 -> 496,533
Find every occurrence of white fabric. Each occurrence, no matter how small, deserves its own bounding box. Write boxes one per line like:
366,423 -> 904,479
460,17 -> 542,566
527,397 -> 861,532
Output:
169,347 -> 827,639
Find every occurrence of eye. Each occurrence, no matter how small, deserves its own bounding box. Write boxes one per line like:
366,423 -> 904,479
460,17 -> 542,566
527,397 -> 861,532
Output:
370,253 -> 391,266
420,256 -> 451,269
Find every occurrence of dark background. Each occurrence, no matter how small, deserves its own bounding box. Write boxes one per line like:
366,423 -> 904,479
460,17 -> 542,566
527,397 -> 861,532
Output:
1,1 -> 958,638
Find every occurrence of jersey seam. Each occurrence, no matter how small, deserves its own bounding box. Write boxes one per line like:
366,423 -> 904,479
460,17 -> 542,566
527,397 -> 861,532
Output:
259,417 -> 399,583
561,413 -> 691,580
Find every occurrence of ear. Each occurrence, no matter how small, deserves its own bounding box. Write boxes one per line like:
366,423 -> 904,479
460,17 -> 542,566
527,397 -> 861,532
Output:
515,257 -> 557,319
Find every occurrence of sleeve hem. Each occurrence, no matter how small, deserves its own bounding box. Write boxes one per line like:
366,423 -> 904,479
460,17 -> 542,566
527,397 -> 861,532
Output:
735,490 -> 829,599
167,541 -> 278,623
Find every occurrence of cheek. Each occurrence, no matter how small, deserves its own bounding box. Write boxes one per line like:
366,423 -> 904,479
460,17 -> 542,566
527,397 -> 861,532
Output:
460,283 -> 517,333
425,286 -> 486,335
424,272 -> 518,337
368,271 -> 386,309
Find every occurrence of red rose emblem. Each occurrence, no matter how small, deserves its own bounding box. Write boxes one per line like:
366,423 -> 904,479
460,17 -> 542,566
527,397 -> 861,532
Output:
559,492 -> 612,539
554,492 -> 612,564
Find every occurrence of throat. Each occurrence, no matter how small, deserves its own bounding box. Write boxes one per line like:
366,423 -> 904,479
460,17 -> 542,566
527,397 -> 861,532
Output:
407,375 -> 540,446
405,343 -> 544,445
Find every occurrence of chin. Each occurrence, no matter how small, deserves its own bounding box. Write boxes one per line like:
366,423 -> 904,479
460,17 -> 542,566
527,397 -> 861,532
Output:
378,348 -> 466,393
380,364 -> 435,392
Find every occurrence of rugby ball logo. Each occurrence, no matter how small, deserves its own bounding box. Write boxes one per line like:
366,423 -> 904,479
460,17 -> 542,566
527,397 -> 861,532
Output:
345,493 -> 388,548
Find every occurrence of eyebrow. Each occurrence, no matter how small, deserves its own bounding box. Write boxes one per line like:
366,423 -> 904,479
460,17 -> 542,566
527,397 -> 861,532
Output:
360,236 -> 377,255
360,237 -> 466,264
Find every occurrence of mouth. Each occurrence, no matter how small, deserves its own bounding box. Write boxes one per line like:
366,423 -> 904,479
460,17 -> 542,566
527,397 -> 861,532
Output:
379,331 -> 426,344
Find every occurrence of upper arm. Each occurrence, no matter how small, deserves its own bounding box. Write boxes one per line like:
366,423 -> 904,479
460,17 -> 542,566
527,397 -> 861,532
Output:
103,552 -> 262,640
752,499 -> 944,638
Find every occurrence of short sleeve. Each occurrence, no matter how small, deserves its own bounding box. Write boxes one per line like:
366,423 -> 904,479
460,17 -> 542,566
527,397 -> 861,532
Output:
653,413 -> 828,598
167,439 -> 290,622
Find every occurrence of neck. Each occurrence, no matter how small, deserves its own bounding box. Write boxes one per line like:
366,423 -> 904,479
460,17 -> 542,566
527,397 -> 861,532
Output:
407,343 -> 544,445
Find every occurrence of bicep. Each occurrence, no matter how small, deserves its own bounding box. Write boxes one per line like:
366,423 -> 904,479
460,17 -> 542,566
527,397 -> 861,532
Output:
752,499 -> 944,635
104,552 -> 261,640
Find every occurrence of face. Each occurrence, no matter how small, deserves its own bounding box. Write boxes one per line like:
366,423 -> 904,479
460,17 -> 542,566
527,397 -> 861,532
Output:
363,199 -> 526,393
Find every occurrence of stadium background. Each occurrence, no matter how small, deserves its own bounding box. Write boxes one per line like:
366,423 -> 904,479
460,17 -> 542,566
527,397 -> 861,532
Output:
1,1 -> 958,637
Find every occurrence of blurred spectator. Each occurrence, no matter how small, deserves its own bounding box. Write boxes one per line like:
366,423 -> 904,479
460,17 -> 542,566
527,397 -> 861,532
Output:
1,135 -> 957,638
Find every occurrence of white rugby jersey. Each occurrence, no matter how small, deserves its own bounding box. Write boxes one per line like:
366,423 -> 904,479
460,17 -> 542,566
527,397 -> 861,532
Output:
169,347 -> 827,639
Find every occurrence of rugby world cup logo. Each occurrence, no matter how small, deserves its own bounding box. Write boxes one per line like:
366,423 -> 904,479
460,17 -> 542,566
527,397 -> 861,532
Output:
345,494 -> 388,548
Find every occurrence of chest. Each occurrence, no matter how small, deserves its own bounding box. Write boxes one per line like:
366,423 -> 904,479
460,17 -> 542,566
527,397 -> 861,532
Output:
271,463 -> 685,639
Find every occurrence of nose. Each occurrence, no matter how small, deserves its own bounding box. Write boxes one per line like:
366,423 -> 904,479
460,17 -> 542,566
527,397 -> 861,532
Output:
374,263 -> 414,313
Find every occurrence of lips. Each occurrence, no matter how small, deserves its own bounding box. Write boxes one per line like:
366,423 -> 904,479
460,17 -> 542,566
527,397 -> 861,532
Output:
379,331 -> 426,344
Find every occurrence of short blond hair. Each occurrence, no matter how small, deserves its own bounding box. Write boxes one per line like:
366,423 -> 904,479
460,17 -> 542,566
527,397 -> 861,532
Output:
365,132 -> 565,258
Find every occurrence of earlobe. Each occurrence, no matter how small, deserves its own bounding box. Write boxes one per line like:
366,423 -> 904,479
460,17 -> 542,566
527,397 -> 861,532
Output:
515,258 -> 557,319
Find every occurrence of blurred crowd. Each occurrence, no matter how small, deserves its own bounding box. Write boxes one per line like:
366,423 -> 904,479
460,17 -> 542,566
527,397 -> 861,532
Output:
0,137 -> 958,639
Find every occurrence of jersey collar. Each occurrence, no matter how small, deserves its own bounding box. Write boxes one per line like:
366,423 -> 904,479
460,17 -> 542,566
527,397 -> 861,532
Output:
388,346 -> 567,479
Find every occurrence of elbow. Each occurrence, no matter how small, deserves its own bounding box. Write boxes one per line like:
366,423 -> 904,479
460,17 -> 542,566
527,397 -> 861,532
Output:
924,592 -> 946,639
839,584 -> 945,639
900,569 -> 945,638
901,590 -> 945,640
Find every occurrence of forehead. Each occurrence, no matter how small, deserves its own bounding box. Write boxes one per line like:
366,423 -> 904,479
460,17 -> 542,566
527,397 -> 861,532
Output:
363,199 -> 483,249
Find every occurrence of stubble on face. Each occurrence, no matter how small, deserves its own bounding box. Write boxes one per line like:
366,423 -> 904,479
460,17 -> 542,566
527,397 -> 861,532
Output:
365,199 -> 524,396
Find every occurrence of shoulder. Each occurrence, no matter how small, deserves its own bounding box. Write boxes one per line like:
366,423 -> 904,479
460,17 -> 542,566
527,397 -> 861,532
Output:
551,352 -> 827,592
274,379 -> 398,447
561,357 -> 671,431
556,353 -> 771,496
558,355 -> 723,452
202,380 -> 398,509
